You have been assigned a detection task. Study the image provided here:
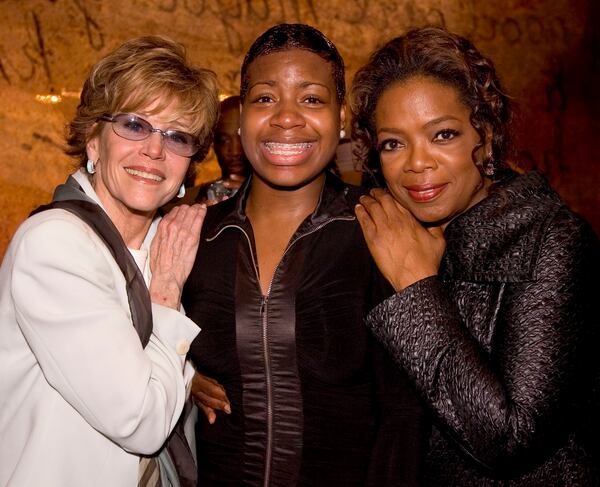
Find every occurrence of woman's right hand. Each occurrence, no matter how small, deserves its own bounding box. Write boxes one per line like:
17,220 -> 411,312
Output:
355,188 -> 446,291
149,204 -> 207,309
191,371 -> 231,424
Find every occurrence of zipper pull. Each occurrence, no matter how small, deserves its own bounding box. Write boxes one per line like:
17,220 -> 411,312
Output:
260,295 -> 267,316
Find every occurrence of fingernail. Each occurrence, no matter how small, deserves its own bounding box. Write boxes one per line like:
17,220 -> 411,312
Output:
224,404 -> 231,414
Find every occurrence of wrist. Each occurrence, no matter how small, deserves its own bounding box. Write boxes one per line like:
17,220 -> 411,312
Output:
391,270 -> 438,292
149,278 -> 182,309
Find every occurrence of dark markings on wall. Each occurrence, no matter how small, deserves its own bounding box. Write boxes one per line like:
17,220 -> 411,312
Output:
31,12 -> 52,85
332,0 -> 368,23
72,0 -> 105,50
464,13 -> 568,46
151,0 -> 318,54
0,58 -> 9,84
32,131 -> 63,149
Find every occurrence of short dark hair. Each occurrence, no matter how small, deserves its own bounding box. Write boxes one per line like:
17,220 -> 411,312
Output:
240,23 -> 345,107
350,27 -> 512,184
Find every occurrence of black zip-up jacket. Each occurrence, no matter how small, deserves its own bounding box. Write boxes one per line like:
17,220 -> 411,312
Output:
367,171 -> 600,486
183,173 -> 428,486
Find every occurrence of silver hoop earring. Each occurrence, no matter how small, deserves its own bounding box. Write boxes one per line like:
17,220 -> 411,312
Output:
339,129 -> 346,139
177,183 -> 186,199
237,127 -> 241,136
86,159 -> 96,174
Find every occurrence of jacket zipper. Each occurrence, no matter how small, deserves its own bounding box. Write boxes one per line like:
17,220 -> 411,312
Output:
209,216 -> 354,485
260,294 -> 272,487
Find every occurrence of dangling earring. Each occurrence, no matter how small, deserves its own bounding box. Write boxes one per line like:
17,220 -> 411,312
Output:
237,127 -> 241,136
339,129 -> 346,139
86,159 -> 96,174
484,152 -> 495,177
177,183 -> 186,199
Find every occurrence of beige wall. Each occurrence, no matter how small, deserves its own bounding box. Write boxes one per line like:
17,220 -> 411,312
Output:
1,0 -> 598,257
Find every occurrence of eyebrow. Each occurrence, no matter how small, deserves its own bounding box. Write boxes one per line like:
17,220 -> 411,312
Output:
299,81 -> 330,90
133,112 -> 190,131
377,115 -> 462,136
423,115 -> 461,128
248,80 -> 276,89
248,80 -> 331,91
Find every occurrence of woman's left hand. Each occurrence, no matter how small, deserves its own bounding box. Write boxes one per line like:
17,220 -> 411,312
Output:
149,204 -> 207,309
356,189 -> 446,292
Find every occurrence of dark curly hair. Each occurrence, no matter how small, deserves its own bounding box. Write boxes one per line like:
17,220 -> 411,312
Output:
350,27 -> 512,186
240,23 -> 345,107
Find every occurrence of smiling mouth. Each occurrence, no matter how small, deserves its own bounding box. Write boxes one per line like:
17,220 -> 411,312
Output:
405,184 -> 447,202
264,142 -> 313,155
125,168 -> 164,182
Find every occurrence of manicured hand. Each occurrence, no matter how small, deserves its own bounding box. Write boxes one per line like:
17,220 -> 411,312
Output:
355,188 -> 446,291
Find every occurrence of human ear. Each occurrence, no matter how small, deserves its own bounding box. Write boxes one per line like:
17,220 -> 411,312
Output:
86,142 -> 99,167
339,103 -> 347,131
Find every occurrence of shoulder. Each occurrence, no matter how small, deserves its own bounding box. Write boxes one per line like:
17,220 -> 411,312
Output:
342,182 -> 368,203
12,208 -> 102,248
537,205 -> 599,274
444,172 -> 597,281
501,172 -> 598,253
5,208 -> 114,275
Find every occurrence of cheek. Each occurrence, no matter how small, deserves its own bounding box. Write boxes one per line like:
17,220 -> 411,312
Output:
239,117 -> 258,153
174,160 -> 192,180
380,157 -> 402,183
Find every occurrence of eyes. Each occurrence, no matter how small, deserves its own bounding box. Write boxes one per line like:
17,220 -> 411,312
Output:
378,129 -> 460,153
252,94 -> 325,105
123,119 -> 145,134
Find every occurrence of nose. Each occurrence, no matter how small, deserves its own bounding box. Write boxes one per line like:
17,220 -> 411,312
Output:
142,131 -> 166,159
404,141 -> 436,173
230,134 -> 243,157
271,98 -> 305,130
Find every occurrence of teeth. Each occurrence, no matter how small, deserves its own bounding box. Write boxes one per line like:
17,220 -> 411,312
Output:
265,142 -> 312,155
125,168 -> 164,181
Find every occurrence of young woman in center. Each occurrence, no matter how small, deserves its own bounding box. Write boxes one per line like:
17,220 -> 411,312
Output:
183,23 -> 426,486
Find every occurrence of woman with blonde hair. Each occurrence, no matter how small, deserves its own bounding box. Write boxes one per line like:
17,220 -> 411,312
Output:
0,35 -> 219,487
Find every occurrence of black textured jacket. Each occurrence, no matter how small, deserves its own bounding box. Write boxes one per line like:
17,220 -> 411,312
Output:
367,171 -> 600,486
183,173 -> 427,486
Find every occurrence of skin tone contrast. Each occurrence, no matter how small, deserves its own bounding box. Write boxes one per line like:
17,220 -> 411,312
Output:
356,76 -> 492,292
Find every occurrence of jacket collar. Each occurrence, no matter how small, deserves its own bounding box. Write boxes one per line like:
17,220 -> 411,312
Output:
206,171 -> 355,240
441,171 -> 563,282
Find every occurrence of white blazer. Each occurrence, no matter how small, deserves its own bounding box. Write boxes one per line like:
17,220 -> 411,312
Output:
0,171 -> 200,487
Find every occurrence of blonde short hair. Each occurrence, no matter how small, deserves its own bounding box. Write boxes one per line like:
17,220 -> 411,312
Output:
66,35 -> 219,168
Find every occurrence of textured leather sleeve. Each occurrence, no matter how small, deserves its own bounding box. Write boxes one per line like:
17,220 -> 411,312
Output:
366,208 -> 599,475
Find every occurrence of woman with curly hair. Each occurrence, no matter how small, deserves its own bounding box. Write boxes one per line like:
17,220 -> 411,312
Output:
352,26 -> 599,486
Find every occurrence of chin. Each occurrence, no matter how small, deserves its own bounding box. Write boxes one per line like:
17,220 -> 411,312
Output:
256,168 -> 323,191
125,198 -> 163,214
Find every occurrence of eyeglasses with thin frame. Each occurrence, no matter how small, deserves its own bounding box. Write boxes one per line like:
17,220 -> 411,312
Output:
98,113 -> 199,157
